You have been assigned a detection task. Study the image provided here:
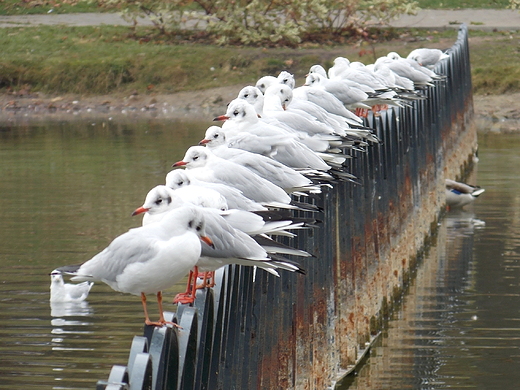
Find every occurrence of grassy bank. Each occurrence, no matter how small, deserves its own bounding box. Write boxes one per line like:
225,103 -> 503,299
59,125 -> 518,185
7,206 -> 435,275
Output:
0,0 -> 512,15
0,25 -> 518,97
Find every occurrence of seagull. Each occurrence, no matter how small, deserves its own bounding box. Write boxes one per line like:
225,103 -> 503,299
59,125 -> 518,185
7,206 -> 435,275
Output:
237,84 -> 351,160
374,56 -> 434,87
132,185 -> 307,303
255,75 -> 279,93
445,179 -> 485,209
263,84 -> 341,138
55,205 -> 213,326
407,48 -> 449,69
49,270 -> 93,303
134,185 -> 310,238
213,99 -> 331,171
269,83 -> 380,144
291,85 -> 363,125
200,126 -> 322,194
166,169 -> 319,212
304,72 -> 370,109
309,63 -> 382,94
172,145 -> 292,204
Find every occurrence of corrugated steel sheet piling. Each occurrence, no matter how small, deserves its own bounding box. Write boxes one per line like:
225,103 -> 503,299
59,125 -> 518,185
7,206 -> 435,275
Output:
97,24 -> 477,390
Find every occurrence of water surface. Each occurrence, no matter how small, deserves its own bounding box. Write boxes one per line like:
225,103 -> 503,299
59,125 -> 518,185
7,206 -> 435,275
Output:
0,118 -> 207,389
1,119 -> 519,389
340,133 -> 520,389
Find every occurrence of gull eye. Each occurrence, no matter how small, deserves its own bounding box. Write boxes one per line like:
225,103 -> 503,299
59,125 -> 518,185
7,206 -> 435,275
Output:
155,198 -> 163,205
196,224 -> 202,232
233,110 -> 239,116
243,93 -> 249,98
192,155 -> 198,161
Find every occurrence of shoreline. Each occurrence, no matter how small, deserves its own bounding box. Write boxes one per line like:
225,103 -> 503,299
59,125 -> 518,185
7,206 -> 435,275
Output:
0,90 -> 518,133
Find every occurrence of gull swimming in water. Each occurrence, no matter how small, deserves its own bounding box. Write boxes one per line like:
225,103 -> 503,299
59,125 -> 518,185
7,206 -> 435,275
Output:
49,270 -> 93,303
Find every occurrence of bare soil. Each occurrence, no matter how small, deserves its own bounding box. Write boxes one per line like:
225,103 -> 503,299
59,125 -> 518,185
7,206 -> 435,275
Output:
0,87 -> 518,132
0,86 -> 242,123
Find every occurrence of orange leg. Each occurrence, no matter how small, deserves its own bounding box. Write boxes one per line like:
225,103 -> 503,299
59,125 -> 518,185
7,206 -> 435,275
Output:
173,266 -> 198,305
196,271 -> 215,289
142,292 -> 181,328
355,108 -> 369,118
142,292 -> 166,327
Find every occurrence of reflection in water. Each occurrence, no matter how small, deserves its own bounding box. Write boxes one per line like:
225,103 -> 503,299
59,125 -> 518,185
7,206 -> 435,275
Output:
50,301 -> 94,319
340,133 -> 520,390
339,209 -> 484,389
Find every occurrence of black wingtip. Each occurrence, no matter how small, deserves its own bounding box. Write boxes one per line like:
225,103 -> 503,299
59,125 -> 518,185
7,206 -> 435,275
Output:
53,264 -> 82,275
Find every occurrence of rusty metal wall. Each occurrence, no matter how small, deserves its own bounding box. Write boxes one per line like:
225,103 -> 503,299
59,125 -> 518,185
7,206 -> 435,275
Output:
97,24 -> 477,390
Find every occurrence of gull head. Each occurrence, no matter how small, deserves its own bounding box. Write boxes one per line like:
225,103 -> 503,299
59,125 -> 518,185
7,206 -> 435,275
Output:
166,170 -> 191,190
133,185 -> 181,217
200,126 -> 226,148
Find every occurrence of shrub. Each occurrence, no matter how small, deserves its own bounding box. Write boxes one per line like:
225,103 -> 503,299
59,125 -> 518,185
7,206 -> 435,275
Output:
89,0 -> 419,45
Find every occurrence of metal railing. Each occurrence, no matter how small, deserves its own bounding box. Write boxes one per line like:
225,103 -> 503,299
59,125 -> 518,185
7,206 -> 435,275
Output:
96,24 -> 474,390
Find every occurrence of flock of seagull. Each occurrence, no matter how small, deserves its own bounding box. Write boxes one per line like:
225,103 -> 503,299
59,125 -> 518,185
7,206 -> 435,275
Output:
49,47 -> 482,327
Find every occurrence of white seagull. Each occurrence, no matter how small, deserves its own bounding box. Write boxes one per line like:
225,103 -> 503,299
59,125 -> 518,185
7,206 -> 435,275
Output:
166,169 -> 268,211
213,99 -> 331,171
132,186 -> 307,302
304,72 -> 370,108
407,48 -> 449,69
166,169 -> 318,212
200,126 -> 321,194
56,205 -> 213,326
49,270 -> 93,303
172,146 -> 291,204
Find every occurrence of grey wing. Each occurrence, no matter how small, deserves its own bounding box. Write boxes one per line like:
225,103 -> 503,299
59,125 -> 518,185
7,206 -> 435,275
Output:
74,231 -> 157,283
201,212 -> 268,260
303,88 -> 362,122
213,161 -> 290,204
65,281 -> 93,300
204,182 -> 266,211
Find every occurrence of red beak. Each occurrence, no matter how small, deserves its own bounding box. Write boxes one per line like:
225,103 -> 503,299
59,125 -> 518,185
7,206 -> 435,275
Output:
132,206 -> 149,216
200,235 -> 215,249
172,161 -> 187,167
213,115 -> 229,122
199,139 -> 210,145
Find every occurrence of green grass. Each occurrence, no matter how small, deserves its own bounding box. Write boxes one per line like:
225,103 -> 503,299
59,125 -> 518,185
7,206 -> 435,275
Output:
415,0 -> 511,9
0,25 -> 517,96
0,0 -> 513,16
0,25 -> 353,95
470,32 -> 520,94
0,0 -> 106,15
